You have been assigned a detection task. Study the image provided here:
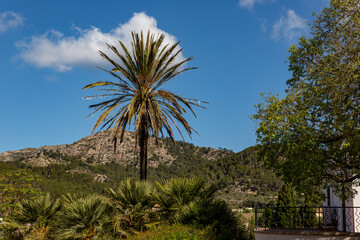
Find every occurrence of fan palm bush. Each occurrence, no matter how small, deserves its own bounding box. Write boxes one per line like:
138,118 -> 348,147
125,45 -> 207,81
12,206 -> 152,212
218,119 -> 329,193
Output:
105,178 -> 157,238
153,178 -> 217,221
2,193 -> 60,240
57,194 -> 112,240
153,178 -> 249,239
176,199 -> 248,240
106,178 -> 154,209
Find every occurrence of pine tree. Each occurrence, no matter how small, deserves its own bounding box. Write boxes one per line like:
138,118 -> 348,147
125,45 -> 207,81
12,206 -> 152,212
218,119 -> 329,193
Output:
274,183 -> 296,229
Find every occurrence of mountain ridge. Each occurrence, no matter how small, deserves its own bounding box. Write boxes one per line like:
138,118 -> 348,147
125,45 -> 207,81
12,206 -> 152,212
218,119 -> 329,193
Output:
0,130 -> 229,167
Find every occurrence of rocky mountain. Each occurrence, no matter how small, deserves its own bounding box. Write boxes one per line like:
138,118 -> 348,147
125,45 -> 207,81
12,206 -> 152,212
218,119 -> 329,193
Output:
0,130 -> 228,168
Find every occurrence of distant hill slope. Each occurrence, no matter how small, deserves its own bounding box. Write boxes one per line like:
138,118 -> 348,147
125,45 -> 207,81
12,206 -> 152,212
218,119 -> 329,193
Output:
0,131 -> 282,207
0,130 -> 227,167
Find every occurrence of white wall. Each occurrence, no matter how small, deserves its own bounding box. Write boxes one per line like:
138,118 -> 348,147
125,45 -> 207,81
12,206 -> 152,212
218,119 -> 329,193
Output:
323,187 -> 360,232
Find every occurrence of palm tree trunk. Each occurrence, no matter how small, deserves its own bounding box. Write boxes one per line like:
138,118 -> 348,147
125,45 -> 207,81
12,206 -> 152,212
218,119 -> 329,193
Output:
139,122 -> 149,181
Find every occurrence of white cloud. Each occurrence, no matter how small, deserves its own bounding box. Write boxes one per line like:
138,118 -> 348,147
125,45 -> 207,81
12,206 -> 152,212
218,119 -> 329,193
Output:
271,9 -> 307,41
16,12 -> 183,72
0,11 -> 24,33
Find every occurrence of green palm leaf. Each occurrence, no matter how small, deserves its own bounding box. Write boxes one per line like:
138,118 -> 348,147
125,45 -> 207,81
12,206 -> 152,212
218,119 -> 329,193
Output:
57,194 -> 112,240
2,193 -> 61,240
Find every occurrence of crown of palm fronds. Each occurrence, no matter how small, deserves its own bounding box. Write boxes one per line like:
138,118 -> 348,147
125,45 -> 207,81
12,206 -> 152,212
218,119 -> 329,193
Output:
106,178 -> 154,210
176,199 -> 247,239
2,193 -> 60,240
83,31 -> 207,147
154,178 -> 217,212
57,194 -> 112,239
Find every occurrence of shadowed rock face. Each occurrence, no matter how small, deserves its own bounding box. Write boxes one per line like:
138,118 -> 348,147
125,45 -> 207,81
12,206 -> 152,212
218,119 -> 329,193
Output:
0,130 -> 227,168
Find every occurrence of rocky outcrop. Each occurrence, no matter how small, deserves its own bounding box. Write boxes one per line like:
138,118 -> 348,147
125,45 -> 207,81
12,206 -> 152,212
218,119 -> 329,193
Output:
0,130 -> 227,167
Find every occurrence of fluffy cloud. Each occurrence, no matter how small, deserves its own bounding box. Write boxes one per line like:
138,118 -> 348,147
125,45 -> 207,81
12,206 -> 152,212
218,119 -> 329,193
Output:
0,11 -> 24,33
271,10 -> 307,41
16,12 -> 183,72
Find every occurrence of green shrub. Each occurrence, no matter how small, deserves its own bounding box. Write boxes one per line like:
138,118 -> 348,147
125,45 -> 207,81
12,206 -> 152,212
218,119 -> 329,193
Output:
0,166 -> 43,216
2,193 -> 60,240
154,178 -> 217,222
1,177 -> 254,239
177,199 -> 248,240
105,178 -> 157,237
106,178 -> 154,209
57,194 -> 112,239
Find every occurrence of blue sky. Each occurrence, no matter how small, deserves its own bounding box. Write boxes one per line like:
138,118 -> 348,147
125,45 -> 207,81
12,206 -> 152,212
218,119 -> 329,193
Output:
0,0 -> 329,153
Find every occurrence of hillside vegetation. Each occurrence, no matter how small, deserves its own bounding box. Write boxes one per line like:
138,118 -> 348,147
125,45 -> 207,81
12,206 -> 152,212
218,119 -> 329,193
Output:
0,131 -> 282,207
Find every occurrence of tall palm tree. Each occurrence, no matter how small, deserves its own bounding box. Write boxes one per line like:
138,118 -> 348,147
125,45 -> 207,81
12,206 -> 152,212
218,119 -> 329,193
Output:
83,31 -> 206,180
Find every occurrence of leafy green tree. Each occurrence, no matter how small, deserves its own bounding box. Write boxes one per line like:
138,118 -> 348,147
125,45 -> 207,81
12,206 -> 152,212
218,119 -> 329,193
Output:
83,31 -> 206,180
253,0 -> 360,201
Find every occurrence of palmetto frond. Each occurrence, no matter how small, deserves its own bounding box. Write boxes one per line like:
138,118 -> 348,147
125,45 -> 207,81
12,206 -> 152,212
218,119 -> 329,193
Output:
83,31 -> 206,144
2,193 -> 61,239
60,192 -> 89,204
57,194 -> 112,239
106,178 -> 154,210
153,178 -> 217,217
176,199 -> 248,239
105,179 -> 156,237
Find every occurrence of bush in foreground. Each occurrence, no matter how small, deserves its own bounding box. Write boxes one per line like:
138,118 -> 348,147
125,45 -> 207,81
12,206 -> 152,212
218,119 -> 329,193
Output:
1,178 -> 252,240
2,193 -> 60,240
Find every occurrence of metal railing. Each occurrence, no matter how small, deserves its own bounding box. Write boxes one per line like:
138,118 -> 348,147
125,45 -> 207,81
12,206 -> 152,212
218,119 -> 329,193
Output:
255,206 -> 360,232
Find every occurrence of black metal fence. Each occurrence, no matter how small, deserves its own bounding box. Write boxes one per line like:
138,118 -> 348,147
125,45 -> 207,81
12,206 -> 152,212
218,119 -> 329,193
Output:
255,206 -> 360,232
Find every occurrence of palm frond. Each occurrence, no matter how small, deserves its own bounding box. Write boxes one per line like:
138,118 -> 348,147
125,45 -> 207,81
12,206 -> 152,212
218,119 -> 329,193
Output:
84,31 -> 206,142
2,193 -> 60,239
57,194 -> 111,239
106,178 -> 154,210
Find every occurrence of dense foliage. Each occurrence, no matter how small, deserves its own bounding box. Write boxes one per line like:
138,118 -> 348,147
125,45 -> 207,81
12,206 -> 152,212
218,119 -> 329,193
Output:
273,183 -> 296,228
1,178 -> 252,240
0,162 -> 42,217
258,183 -> 318,230
253,0 -> 360,201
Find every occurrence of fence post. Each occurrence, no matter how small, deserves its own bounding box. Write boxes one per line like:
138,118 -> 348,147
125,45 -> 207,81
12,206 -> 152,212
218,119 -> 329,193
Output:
318,207 -> 321,229
255,207 -> 258,230
343,206 -> 346,232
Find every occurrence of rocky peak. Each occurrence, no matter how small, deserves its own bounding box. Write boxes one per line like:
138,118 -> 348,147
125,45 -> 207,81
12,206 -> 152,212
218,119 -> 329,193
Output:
0,130 -> 228,167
